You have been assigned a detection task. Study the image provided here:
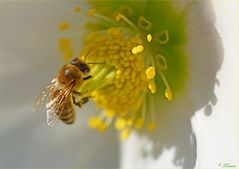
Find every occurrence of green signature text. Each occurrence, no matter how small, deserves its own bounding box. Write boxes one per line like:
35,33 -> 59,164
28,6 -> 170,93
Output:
218,163 -> 237,168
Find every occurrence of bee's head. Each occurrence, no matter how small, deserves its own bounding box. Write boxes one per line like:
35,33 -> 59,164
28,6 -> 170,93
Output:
71,58 -> 90,74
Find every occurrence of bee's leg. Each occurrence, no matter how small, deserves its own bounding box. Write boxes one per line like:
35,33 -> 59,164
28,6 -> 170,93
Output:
72,90 -> 88,96
80,97 -> 90,104
72,94 -> 83,108
73,91 -> 82,96
72,91 -> 92,108
83,75 -> 92,81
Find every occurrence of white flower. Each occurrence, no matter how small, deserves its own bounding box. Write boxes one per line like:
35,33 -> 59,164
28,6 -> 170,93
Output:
0,0 -> 238,168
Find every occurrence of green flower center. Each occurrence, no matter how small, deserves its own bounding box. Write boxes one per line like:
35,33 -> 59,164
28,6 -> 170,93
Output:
58,1 -> 188,139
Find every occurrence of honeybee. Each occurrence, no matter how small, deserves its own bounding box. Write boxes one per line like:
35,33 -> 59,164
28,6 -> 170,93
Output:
34,57 -> 92,126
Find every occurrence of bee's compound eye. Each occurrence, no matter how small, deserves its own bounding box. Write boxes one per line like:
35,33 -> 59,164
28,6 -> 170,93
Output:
83,67 -> 90,74
79,63 -> 90,74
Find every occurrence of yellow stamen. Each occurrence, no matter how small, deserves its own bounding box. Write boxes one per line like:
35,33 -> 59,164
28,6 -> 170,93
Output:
104,110 -> 115,118
63,48 -> 74,61
126,118 -> 133,126
114,117 -> 126,130
158,70 -> 171,95
137,45 -> 144,53
132,47 -> 138,55
57,5 -> 168,137
165,88 -> 173,101
76,33 -> 147,130
97,122 -> 109,132
114,12 -> 123,22
147,34 -> 152,42
146,66 -> 156,80
88,116 -> 102,128
58,22 -> 70,31
58,38 -> 71,50
113,12 -> 139,31
134,118 -> 144,129
74,6 -> 81,13
88,9 -> 95,16
120,128 -> 131,140
132,45 -> 144,55
148,80 -> 157,94
147,122 -> 156,131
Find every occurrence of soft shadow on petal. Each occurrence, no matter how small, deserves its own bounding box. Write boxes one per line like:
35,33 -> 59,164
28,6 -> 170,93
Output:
121,1 -> 223,168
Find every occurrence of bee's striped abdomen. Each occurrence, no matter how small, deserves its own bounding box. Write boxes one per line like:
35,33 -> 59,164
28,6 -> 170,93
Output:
57,101 -> 76,124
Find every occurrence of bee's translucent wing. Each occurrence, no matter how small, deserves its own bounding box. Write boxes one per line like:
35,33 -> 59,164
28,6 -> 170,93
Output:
33,78 -> 57,112
45,84 -> 74,126
45,98 -> 62,126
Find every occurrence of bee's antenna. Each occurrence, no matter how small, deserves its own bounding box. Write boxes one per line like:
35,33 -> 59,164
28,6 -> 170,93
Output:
81,49 -> 105,64
88,62 -> 105,64
81,50 -> 91,61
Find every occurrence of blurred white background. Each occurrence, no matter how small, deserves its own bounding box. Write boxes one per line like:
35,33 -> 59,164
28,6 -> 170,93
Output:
0,1 -> 120,168
0,0 -> 238,168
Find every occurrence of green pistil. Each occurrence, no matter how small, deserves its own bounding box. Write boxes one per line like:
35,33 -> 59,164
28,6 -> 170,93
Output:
76,64 -> 115,94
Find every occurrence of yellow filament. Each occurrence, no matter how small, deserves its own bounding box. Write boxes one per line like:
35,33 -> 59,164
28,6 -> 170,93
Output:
134,118 -> 144,129
97,121 -> 109,132
120,128 -> 131,140
165,88 -> 173,101
114,118 -> 126,130
88,116 -> 102,128
58,22 -> 70,31
58,38 -> 71,50
147,122 -> 156,131
146,66 -> 156,80
104,110 -> 115,118
113,12 -> 139,31
158,70 -> 171,95
148,80 -> 157,94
